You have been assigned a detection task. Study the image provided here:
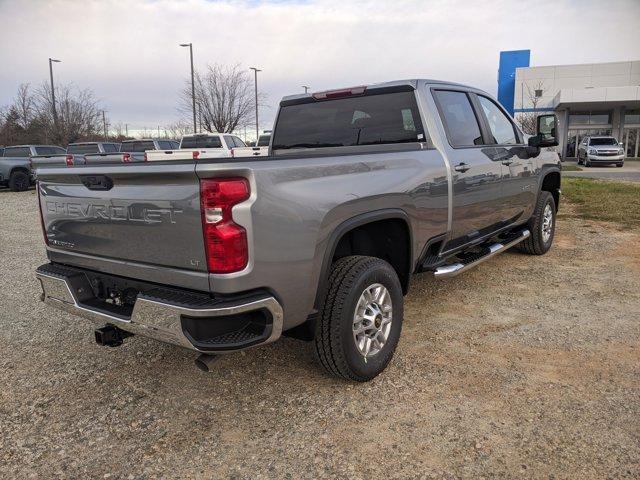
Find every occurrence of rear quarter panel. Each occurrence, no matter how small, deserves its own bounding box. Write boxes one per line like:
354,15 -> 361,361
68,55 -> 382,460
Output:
196,147 -> 449,330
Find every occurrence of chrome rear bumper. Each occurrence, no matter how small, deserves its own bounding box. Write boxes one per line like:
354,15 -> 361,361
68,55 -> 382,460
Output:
36,264 -> 283,353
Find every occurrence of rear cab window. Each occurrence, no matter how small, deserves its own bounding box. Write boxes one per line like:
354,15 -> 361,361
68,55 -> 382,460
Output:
4,147 -> 32,157
35,146 -> 65,156
121,141 -> 156,152
272,89 -> 427,152
180,135 -> 223,149
67,144 -> 100,154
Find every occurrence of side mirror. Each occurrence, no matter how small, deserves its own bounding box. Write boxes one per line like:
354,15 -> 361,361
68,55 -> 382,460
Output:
528,114 -> 559,148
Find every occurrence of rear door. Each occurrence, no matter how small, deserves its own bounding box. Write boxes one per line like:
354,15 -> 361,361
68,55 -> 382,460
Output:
432,89 -> 504,250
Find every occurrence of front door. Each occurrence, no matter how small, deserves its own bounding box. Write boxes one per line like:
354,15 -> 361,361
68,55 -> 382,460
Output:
475,95 -> 536,223
432,89 -> 504,251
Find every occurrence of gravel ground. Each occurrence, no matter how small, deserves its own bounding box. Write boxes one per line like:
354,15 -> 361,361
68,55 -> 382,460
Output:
1,188 -> 639,479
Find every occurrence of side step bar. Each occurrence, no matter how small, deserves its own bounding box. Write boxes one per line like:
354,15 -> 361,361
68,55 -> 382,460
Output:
433,229 -> 530,278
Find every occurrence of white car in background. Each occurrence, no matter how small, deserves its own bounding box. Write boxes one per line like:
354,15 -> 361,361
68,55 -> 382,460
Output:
145,133 -> 247,161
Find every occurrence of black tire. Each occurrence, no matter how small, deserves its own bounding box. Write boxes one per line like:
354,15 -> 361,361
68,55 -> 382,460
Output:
584,159 -> 591,167
314,255 -> 403,382
517,191 -> 556,255
8,170 -> 30,192
616,163 -> 624,168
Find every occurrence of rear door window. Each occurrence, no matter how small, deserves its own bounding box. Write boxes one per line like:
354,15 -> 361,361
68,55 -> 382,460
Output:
4,147 -> 31,157
232,136 -> 246,147
433,90 -> 483,147
180,135 -> 223,149
35,146 -> 65,155
272,90 -> 426,150
477,96 -> 519,145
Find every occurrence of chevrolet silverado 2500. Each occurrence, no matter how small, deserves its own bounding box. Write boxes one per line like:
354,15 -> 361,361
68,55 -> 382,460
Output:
35,80 -> 561,381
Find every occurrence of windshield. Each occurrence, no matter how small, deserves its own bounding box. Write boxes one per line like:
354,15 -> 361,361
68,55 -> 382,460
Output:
272,90 -> 425,150
180,135 -> 223,149
589,138 -> 617,146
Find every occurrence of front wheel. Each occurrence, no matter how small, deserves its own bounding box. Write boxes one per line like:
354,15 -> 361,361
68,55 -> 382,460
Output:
517,191 -> 556,255
314,256 -> 404,382
616,163 -> 624,168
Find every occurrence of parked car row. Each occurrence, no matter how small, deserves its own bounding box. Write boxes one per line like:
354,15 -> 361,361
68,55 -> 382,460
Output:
1,132 -> 271,190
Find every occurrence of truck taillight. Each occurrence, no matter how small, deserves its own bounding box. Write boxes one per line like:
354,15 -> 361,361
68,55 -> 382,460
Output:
37,181 -> 49,246
192,151 -> 200,160
65,155 -> 74,166
200,178 -> 250,273
122,153 -> 131,163
144,152 -> 148,162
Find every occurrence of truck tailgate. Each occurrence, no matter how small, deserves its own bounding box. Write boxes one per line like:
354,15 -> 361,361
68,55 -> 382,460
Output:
37,163 -> 208,275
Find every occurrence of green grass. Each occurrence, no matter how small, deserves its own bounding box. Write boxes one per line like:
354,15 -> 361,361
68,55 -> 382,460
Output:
561,164 -> 582,171
561,177 -> 640,228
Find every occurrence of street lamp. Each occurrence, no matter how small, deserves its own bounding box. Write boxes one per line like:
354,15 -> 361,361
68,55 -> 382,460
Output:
250,67 -> 261,143
180,43 -> 197,132
302,85 -> 310,94
49,58 -> 61,130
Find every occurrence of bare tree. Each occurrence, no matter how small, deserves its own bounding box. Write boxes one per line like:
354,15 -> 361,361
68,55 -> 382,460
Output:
180,64 -> 264,133
14,84 -> 36,130
515,79 -> 547,135
35,82 -> 103,144
164,121 -> 192,140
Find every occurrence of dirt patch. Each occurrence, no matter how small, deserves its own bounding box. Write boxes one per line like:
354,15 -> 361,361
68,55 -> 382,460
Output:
0,190 -> 638,479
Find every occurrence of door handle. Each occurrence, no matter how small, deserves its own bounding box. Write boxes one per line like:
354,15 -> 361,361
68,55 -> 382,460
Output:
502,160 -> 514,166
454,162 -> 470,173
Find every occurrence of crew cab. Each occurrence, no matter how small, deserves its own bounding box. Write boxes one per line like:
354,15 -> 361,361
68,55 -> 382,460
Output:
577,136 -> 625,167
34,80 -> 561,381
1,144 -> 65,191
79,139 -> 179,165
145,133 -> 246,161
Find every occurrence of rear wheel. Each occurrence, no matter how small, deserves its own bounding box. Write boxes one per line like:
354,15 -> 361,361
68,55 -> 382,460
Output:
314,255 -> 403,382
517,191 -> 556,255
8,170 -> 30,192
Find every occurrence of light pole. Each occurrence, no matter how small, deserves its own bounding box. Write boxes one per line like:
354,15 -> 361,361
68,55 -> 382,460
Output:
49,58 -> 61,132
250,67 -> 261,143
302,85 -> 310,94
180,43 -> 197,132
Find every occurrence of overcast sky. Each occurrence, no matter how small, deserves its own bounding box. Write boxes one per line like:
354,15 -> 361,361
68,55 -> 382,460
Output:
1,0 -> 638,137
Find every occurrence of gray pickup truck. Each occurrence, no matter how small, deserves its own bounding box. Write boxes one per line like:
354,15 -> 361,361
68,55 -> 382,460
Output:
1,144 -> 65,191
35,80 -> 561,381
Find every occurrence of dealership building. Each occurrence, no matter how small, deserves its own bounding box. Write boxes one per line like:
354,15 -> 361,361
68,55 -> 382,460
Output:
498,51 -> 640,159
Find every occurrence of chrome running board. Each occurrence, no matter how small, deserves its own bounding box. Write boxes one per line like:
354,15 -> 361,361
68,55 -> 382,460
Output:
433,229 -> 530,279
